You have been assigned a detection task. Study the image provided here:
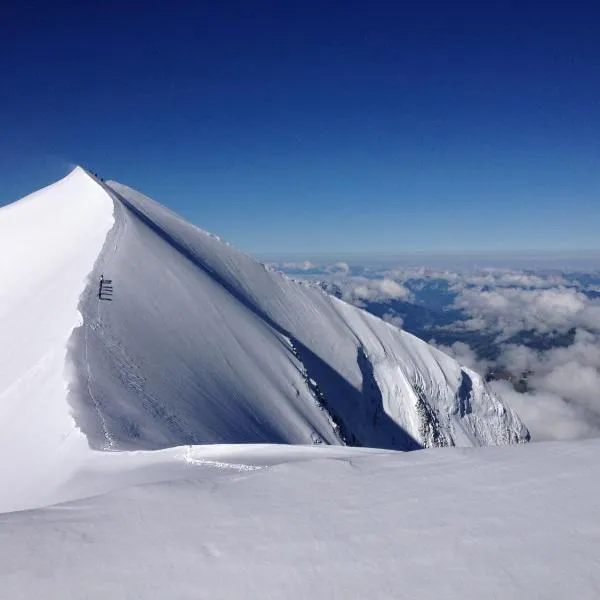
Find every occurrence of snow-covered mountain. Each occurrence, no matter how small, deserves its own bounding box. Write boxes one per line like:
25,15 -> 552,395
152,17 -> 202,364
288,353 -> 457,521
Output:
2,168 -> 597,600
0,166 -> 529,508
0,166 -> 527,463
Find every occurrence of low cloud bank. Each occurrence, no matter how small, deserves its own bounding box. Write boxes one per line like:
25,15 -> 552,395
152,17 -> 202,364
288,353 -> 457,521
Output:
489,380 -> 600,441
431,341 -> 492,378
451,287 -> 600,337
492,329 -> 600,439
352,278 -> 413,303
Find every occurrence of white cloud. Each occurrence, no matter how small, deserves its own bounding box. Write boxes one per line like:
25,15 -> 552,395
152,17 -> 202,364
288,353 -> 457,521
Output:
431,340 -> 491,375
282,261 -> 317,271
382,312 -> 404,329
452,286 -> 600,337
496,329 -> 600,439
490,381 -> 600,442
539,362 -> 600,410
340,278 -> 413,304
379,278 -> 411,299
498,344 -> 539,373
328,262 -> 350,275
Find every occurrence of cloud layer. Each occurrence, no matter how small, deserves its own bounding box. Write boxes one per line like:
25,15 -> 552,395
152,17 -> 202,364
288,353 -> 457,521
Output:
451,286 -> 600,337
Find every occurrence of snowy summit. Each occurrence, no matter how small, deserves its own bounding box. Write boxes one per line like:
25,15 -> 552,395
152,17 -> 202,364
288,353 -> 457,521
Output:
1,167 -> 597,599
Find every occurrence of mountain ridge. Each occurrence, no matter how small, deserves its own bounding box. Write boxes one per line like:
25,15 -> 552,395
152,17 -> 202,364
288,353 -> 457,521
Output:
70,168 -> 528,451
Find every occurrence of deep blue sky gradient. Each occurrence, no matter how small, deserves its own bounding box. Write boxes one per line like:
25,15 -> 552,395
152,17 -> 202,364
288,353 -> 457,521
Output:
1,1 -> 599,253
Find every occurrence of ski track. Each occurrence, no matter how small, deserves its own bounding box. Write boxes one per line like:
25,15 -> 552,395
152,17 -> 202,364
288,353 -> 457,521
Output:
183,447 -> 264,472
83,280 -> 115,451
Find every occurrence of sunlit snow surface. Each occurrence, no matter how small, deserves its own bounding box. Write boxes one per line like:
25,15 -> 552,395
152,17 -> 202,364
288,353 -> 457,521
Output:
0,167 -> 114,510
2,441 -> 600,599
0,168 -> 568,599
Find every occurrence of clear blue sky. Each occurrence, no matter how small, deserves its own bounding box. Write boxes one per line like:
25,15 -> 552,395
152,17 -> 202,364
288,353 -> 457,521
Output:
1,1 -> 599,254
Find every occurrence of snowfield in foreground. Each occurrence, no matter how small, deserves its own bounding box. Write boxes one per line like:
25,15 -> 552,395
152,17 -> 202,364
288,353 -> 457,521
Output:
2,440 -> 600,600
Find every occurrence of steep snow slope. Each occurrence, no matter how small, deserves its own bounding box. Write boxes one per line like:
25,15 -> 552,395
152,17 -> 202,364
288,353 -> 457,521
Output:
0,167 -> 113,508
72,180 -> 341,449
2,440 -> 599,599
70,175 -> 527,450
